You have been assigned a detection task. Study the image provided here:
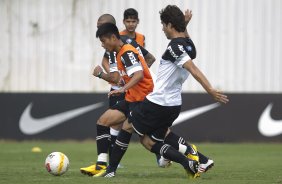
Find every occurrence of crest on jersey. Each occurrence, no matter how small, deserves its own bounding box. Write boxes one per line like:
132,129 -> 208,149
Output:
126,38 -> 133,44
186,46 -> 193,51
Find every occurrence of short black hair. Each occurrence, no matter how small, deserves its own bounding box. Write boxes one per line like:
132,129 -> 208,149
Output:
96,23 -> 120,39
159,5 -> 186,32
124,8 -> 139,20
98,14 -> 116,25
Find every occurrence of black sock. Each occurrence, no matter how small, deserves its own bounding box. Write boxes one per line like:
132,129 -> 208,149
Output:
151,143 -> 190,170
108,129 -> 132,172
96,124 -> 110,165
109,135 -> 117,162
164,132 -> 184,150
198,151 -> 209,164
155,153 -> 161,161
165,132 -> 193,155
164,132 -> 209,164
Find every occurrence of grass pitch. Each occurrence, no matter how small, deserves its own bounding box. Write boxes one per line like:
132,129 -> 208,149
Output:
0,141 -> 281,184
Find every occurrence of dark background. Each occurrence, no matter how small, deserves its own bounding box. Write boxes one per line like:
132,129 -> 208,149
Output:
0,93 -> 281,142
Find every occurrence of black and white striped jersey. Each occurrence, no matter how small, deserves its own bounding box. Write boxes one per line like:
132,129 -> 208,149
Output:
146,37 -> 196,106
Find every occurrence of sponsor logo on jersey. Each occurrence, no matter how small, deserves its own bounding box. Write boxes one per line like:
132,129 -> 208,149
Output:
127,52 -> 138,65
167,45 -> 179,59
178,44 -> 185,53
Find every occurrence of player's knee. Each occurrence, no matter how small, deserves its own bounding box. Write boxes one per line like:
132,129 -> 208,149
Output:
97,115 -> 109,126
121,120 -> 134,133
140,136 -> 155,151
140,137 -> 150,150
122,124 -> 134,133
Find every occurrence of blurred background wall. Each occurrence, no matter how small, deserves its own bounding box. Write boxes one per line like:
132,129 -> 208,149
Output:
1,0 -> 281,93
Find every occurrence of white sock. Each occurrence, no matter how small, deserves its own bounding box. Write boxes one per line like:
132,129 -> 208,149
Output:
178,144 -> 188,155
110,128 -> 119,136
97,153 -> 108,163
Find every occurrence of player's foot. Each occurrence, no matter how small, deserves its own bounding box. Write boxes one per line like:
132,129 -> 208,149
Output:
80,164 -> 107,176
187,144 -> 199,162
93,167 -> 115,178
185,160 -> 200,179
198,159 -> 214,173
157,156 -> 173,168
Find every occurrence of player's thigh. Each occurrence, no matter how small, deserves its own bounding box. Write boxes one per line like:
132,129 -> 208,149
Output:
98,109 -> 126,126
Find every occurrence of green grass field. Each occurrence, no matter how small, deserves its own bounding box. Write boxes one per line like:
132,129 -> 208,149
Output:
0,141 -> 281,184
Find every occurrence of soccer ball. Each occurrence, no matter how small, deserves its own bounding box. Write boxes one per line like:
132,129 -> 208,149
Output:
45,152 -> 70,176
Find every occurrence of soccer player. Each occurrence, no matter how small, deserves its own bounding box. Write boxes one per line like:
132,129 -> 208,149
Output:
95,5 -> 229,179
120,8 -> 145,47
96,14 -> 154,156
93,22 -> 154,174
97,14 -> 125,159
80,14 -> 155,176
158,9 -> 215,173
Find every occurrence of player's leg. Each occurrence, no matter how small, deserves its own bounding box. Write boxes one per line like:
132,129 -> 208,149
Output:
96,109 -> 126,164
132,99 -> 199,178
80,101 -> 127,176
161,129 -> 214,172
164,130 -> 199,161
94,119 -> 134,177
94,101 -> 140,177
109,125 -> 121,160
108,91 -> 125,157
141,134 -> 199,178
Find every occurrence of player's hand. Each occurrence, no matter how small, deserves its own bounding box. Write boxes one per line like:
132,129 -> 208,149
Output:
108,88 -> 126,97
210,89 -> 229,104
117,78 -> 125,87
93,65 -> 103,77
184,9 -> 193,26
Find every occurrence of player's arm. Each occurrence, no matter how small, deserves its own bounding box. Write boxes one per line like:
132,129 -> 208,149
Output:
139,44 -> 155,67
101,56 -> 110,74
182,60 -> 229,104
93,65 -> 120,83
184,9 -> 192,38
93,51 -> 121,83
119,70 -> 143,93
109,51 -> 144,96
143,52 -> 155,68
109,71 -> 143,96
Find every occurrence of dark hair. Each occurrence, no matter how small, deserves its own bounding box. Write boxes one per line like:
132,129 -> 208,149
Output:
124,8 -> 139,20
159,5 -> 186,32
96,23 -> 120,39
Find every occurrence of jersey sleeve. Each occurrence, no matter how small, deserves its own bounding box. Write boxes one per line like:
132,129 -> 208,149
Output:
172,44 -> 191,67
103,51 -> 109,58
120,51 -> 143,77
162,41 -> 193,68
108,52 -> 118,73
138,44 -> 148,57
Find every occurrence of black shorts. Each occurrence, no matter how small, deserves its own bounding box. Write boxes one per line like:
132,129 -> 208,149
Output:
109,87 -> 125,107
110,99 -> 141,118
128,98 -> 181,141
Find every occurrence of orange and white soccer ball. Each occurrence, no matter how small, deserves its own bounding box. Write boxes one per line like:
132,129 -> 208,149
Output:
45,152 -> 70,176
